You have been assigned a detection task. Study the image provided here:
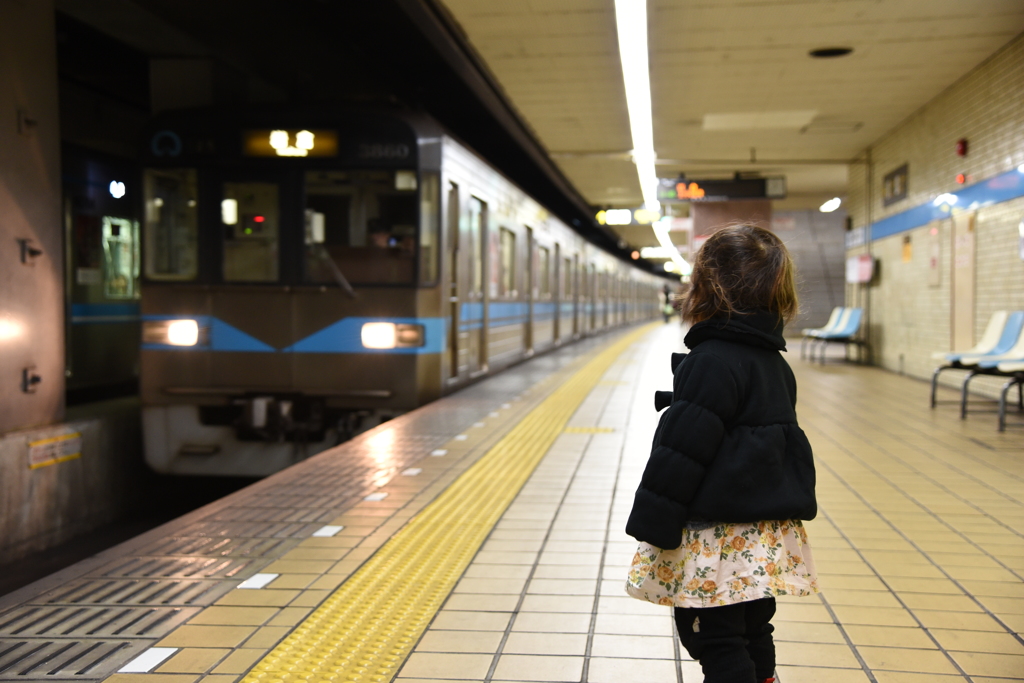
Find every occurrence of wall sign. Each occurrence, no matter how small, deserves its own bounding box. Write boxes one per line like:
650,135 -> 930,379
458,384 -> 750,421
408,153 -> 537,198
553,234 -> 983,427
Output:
29,430 -> 82,469
882,163 -> 909,206
845,254 -> 875,284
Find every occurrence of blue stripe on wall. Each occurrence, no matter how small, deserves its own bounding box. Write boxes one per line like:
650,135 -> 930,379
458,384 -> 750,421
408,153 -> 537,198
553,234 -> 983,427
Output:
870,167 -> 1024,241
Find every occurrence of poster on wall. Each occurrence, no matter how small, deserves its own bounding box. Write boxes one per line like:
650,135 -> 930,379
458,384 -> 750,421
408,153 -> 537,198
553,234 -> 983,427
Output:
902,235 -> 913,263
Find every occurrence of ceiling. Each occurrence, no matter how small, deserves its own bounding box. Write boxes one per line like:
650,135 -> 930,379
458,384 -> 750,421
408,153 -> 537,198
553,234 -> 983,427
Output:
437,0 -> 1024,245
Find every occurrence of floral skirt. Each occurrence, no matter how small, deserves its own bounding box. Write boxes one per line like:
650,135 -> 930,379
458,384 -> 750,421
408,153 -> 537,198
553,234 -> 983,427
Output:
626,520 -> 819,608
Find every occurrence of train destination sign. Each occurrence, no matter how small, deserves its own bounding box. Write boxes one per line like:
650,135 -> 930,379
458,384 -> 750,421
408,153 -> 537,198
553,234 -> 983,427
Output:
657,176 -> 786,203
243,129 -> 339,157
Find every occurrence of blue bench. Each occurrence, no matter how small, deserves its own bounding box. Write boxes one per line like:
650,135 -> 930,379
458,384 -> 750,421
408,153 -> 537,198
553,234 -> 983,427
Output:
929,310 -> 1024,416
805,307 -> 867,364
995,360 -> 1024,432
800,306 -> 843,360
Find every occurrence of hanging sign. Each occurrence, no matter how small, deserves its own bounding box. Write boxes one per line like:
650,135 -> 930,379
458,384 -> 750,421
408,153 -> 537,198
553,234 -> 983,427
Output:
657,177 -> 786,203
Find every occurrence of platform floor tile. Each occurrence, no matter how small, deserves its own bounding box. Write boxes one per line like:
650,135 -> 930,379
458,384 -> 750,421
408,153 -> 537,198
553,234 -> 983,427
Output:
393,323 -> 1024,682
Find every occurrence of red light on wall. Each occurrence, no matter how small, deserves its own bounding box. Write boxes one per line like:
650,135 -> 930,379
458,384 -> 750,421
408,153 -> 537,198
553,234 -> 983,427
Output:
956,138 -> 968,156
955,174 -> 966,184
254,215 -> 265,223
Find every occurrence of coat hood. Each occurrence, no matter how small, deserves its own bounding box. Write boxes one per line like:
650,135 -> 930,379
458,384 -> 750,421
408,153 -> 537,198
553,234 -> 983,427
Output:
684,312 -> 787,351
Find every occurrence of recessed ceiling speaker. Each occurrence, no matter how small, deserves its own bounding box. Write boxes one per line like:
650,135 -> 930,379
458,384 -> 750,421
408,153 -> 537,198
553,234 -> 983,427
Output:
809,47 -> 853,58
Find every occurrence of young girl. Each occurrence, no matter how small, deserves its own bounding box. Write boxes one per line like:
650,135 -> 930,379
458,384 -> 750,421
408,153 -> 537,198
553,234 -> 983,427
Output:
625,224 -> 818,683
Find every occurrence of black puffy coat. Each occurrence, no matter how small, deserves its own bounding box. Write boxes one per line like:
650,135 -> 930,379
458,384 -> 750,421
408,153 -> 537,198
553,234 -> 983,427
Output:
625,312 -> 817,550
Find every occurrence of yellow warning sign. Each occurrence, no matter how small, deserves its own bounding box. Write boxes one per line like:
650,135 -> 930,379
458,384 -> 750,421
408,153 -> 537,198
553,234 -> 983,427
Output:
28,431 -> 82,470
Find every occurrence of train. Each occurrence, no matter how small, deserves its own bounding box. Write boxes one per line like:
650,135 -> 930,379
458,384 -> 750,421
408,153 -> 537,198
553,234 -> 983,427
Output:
138,107 -> 665,476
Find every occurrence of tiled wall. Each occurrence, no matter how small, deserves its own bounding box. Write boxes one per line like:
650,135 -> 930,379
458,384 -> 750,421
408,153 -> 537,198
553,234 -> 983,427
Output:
846,32 -> 1024,399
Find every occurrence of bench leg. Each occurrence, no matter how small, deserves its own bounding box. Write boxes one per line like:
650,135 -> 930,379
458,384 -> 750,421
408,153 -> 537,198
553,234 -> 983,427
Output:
801,335 -> 808,360
930,366 -> 946,408
998,379 -> 1016,432
960,370 -> 980,420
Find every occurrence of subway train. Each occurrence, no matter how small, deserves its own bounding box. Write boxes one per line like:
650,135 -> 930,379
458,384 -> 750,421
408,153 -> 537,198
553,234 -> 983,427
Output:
138,107 -> 665,476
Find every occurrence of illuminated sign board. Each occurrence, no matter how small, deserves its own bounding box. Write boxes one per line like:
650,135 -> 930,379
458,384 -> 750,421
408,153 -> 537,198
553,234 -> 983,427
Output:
657,177 -> 786,203
243,129 -> 338,157
595,208 -> 662,226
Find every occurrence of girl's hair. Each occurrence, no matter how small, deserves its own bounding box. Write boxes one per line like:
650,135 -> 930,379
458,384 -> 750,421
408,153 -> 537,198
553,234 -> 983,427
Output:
681,224 -> 798,324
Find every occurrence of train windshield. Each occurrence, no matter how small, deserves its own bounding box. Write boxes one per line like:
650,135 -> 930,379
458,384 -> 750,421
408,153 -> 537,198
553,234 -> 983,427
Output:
222,182 -> 280,282
143,169 -> 198,280
304,169 -> 418,285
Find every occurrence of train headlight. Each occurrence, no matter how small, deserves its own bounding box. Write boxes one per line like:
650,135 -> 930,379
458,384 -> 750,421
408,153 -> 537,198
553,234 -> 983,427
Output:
360,322 -> 425,349
143,319 -> 200,346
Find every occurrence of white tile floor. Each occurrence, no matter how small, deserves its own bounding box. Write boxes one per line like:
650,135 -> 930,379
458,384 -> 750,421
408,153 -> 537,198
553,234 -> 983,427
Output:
398,325 -> 697,682
396,323 -> 1024,682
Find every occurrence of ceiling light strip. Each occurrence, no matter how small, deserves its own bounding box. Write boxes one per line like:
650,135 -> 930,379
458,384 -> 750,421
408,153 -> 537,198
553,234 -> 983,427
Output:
613,0 -> 658,210
654,220 -> 691,276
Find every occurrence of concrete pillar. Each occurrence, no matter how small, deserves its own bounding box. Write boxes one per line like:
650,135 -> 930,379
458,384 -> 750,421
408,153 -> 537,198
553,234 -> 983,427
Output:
1,0 -> 64,434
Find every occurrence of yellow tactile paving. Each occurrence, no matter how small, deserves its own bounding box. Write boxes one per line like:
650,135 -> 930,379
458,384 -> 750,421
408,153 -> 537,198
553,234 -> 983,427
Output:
239,324 -> 658,683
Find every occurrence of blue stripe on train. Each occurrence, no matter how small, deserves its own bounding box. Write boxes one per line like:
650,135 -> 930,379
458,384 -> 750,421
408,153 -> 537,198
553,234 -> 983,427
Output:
71,302 -> 140,324
142,315 -> 444,354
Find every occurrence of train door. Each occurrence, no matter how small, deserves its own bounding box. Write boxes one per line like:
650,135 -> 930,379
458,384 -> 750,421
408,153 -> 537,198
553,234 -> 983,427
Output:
525,226 -> 534,353
446,183 -> 462,380
601,272 -> 609,327
589,265 -> 597,331
467,196 -> 487,374
553,244 -> 561,342
572,254 -> 580,337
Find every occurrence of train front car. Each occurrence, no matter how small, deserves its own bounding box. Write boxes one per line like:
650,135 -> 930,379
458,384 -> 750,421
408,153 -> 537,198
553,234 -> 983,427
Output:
139,109 -> 444,476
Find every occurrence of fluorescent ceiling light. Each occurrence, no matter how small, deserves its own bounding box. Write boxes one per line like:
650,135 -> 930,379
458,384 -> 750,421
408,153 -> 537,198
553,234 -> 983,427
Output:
819,197 -> 842,213
653,219 -> 691,277
604,209 -> 633,225
640,246 -> 677,259
613,0 -> 658,210
703,111 -> 817,131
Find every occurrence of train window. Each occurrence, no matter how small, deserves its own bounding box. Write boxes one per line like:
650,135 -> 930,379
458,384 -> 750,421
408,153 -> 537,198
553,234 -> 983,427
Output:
102,217 -> 140,299
563,257 -> 573,297
468,197 -> 485,297
304,170 -> 417,285
538,246 -> 550,297
499,227 -> 516,297
419,172 -> 440,285
143,168 -> 198,280
222,182 -> 280,282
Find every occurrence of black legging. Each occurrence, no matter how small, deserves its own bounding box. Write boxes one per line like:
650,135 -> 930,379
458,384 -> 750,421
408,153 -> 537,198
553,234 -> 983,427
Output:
674,597 -> 776,683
